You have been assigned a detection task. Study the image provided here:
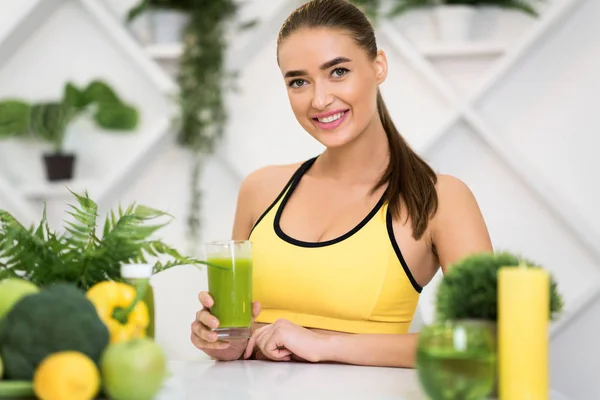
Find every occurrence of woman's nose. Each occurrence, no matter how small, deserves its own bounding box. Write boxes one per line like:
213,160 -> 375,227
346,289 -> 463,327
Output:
311,83 -> 334,110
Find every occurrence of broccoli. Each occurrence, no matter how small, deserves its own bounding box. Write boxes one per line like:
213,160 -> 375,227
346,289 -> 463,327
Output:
0,283 -> 109,380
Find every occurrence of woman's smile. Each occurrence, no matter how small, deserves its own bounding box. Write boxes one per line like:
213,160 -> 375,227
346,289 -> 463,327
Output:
312,109 -> 350,130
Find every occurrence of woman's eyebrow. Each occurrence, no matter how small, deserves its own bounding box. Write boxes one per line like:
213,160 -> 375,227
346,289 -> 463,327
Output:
284,56 -> 352,78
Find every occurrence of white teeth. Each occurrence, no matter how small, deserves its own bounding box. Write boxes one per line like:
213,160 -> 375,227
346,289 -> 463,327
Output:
317,112 -> 344,123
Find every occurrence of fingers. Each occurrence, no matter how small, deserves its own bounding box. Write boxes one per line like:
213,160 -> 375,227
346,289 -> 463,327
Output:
191,301 -> 230,351
196,309 -> 219,331
191,320 -> 231,350
258,328 -> 292,361
244,324 -> 267,359
252,301 -> 261,319
245,324 -> 291,362
198,291 -> 214,308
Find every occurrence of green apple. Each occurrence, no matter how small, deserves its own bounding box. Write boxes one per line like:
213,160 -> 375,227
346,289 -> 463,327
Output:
0,279 -> 39,320
100,338 -> 167,400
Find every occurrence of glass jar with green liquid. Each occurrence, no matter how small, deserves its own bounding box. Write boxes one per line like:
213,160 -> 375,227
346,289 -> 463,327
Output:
121,263 -> 155,338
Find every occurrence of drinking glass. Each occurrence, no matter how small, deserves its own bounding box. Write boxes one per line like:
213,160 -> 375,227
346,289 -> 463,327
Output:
205,240 -> 253,340
416,319 -> 497,400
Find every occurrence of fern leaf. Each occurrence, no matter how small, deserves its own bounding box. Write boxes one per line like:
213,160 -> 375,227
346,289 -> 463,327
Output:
0,210 -> 66,284
32,203 -> 48,240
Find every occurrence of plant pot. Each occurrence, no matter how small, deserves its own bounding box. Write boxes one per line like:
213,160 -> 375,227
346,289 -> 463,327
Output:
150,9 -> 190,44
128,13 -> 153,45
43,153 -> 75,181
432,4 -> 476,43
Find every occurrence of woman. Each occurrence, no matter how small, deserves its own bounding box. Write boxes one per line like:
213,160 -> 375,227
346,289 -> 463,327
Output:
191,0 -> 492,368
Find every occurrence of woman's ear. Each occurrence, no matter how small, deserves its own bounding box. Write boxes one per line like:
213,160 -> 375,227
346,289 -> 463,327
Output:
374,49 -> 388,85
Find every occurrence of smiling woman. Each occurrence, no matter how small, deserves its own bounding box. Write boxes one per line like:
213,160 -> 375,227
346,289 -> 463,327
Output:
190,0 -> 493,368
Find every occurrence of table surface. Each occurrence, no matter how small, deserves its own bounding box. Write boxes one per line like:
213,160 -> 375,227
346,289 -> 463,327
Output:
156,359 -> 570,400
157,359 -> 427,400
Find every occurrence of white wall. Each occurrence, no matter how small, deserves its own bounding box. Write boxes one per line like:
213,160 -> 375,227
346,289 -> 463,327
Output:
0,0 -> 598,397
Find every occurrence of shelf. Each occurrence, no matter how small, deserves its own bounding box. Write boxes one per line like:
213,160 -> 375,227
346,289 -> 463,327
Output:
145,43 -> 183,59
419,42 -> 506,58
18,180 -> 98,200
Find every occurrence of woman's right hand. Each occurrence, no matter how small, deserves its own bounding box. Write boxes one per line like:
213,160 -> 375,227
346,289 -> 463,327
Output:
191,291 -> 261,361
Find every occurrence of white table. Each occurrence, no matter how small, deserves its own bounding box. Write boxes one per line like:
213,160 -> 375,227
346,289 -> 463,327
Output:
156,359 -> 427,400
156,359 -> 570,400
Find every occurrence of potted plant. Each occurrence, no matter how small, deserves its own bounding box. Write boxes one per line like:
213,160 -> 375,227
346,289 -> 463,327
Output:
126,0 -> 192,44
0,79 -> 139,182
434,251 -> 563,323
0,189 -> 202,291
423,251 -> 564,397
387,0 -> 545,42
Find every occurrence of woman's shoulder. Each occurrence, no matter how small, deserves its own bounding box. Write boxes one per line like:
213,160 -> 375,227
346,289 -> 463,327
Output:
431,174 -> 481,222
242,161 -> 305,195
238,161 -> 306,220
430,173 -> 492,268
434,174 -> 475,201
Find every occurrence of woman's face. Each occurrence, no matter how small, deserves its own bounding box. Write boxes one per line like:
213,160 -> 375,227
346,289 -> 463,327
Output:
277,27 -> 388,149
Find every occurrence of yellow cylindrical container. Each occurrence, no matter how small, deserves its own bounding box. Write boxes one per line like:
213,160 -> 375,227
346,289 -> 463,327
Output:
498,266 -> 549,399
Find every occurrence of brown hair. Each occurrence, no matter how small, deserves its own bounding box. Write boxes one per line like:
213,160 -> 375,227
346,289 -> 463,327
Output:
277,0 -> 438,240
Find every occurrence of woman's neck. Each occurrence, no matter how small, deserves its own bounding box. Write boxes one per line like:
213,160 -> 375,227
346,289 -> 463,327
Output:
314,114 -> 389,186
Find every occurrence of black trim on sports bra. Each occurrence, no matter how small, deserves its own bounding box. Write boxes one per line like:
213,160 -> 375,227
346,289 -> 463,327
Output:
274,156 -> 387,248
386,209 -> 423,293
249,158 -> 317,237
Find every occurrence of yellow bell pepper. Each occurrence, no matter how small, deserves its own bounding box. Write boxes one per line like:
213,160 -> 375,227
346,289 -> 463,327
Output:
86,281 -> 149,344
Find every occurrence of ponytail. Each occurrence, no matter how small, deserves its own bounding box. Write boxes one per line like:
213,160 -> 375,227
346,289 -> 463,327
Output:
374,90 -> 438,240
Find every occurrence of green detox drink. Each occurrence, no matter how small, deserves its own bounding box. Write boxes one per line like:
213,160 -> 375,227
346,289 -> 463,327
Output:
205,240 -> 253,340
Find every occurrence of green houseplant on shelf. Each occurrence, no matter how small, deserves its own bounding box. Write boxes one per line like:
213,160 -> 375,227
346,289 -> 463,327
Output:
385,0 -> 546,42
0,80 -> 139,182
126,0 -> 193,44
126,0 -> 255,253
0,189 -> 203,291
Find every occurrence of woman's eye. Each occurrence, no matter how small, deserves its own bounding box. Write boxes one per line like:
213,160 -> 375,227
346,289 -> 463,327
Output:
289,79 -> 306,88
332,68 -> 349,78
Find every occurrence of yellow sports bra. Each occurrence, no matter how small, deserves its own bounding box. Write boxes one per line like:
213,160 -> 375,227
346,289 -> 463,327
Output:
249,157 -> 421,334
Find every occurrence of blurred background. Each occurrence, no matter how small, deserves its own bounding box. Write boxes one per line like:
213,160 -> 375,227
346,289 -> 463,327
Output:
0,0 -> 597,397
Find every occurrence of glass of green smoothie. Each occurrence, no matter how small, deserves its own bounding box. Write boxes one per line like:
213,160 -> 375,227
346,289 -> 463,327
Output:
205,240 -> 253,340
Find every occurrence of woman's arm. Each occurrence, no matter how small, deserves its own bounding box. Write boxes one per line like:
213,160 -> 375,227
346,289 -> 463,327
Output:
431,174 -> 493,272
319,332 -> 419,368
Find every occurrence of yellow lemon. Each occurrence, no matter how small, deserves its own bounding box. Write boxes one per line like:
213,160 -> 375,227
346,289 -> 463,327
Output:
33,351 -> 100,400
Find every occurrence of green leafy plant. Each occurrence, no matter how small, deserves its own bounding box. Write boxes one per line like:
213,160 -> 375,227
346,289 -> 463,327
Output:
0,190 -> 203,290
435,251 -> 564,322
386,0 -> 545,17
0,100 -> 31,139
127,1 -> 255,249
0,80 -> 139,153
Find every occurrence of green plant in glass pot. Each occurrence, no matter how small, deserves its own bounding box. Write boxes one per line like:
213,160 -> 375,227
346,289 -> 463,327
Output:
416,251 -> 564,400
434,251 -> 563,323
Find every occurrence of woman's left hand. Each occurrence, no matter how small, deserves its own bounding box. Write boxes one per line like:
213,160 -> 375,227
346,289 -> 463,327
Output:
243,319 -> 327,362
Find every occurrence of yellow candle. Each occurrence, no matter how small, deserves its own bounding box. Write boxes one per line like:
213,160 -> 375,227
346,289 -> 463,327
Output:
498,266 -> 549,399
